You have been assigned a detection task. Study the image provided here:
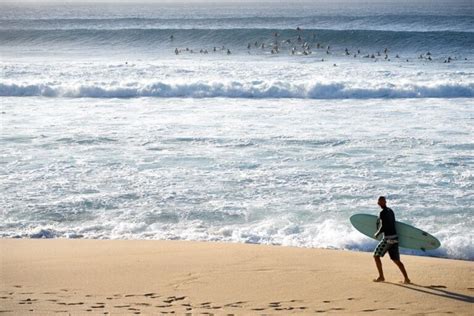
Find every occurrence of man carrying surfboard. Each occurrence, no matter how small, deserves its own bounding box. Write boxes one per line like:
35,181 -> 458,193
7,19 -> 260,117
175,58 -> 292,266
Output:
373,196 -> 411,284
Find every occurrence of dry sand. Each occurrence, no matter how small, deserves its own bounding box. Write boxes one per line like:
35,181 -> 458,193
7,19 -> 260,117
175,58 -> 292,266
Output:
0,239 -> 472,315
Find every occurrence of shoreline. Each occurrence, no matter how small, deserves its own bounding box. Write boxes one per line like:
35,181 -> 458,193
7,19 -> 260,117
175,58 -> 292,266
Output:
1,236 -> 468,262
1,239 -> 472,315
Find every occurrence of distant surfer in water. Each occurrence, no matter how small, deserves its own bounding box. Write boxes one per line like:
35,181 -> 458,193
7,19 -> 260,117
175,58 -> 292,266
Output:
373,196 -> 410,284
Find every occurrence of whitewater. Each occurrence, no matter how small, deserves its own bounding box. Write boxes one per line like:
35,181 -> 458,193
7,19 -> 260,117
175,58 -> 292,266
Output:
1,1 -> 473,260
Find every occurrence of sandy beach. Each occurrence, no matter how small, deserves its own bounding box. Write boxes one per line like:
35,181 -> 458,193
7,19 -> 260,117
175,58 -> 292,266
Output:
0,239 -> 472,315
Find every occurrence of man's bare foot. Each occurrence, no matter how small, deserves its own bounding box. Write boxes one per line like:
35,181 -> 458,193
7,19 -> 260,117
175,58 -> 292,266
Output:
373,277 -> 385,282
401,279 -> 411,284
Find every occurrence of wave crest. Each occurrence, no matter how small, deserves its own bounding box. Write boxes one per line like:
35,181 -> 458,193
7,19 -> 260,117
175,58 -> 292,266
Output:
1,80 -> 473,99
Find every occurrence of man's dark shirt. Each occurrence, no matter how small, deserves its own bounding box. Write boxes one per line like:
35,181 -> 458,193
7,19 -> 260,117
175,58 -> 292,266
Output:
379,207 -> 397,237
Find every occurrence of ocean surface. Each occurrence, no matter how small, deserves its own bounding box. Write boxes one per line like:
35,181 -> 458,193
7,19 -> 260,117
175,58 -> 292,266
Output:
1,1 -> 473,260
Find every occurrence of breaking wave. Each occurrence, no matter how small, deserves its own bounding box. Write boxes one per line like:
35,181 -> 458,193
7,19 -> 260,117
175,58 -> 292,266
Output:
1,81 -> 473,99
2,221 -> 472,261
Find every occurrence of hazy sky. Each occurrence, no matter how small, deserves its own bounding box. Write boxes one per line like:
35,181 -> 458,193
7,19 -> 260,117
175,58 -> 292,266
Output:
0,0 -> 338,5
2,0 -> 296,3
1,0 -> 466,6
0,0 -> 395,3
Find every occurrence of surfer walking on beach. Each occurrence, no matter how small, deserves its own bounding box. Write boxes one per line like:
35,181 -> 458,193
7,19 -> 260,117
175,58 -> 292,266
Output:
373,196 -> 411,284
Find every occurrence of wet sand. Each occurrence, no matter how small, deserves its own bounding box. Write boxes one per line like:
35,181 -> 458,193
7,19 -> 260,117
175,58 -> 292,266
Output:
0,239 -> 472,315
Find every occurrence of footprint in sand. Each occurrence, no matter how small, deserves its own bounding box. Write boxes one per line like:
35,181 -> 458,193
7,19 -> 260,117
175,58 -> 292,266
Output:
224,301 -> 246,308
135,303 -> 151,306
143,293 -> 159,298
165,295 -> 184,301
276,307 -> 295,311
21,298 -> 37,304
200,302 -> 212,308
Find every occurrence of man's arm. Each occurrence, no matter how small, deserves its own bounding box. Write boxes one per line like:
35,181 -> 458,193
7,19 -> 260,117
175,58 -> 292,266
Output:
374,218 -> 383,238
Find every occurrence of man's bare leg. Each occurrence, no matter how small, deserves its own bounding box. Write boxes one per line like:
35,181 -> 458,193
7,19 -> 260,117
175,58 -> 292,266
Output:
393,260 -> 410,284
373,256 -> 385,282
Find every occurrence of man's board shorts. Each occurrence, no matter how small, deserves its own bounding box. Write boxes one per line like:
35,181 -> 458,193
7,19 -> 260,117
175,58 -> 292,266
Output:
374,235 -> 400,260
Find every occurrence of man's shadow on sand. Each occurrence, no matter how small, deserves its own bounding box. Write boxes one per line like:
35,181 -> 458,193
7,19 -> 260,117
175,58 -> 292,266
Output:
386,282 -> 473,303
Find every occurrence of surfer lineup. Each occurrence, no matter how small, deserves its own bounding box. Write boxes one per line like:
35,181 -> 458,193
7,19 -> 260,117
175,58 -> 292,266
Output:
170,27 -> 465,64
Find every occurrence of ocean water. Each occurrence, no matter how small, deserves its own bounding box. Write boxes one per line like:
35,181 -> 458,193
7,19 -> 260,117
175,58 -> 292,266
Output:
1,1 -> 473,260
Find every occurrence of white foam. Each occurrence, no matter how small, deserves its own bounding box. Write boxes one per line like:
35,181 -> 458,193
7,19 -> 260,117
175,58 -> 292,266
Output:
1,80 -> 472,99
2,57 -> 472,100
5,218 -> 472,260
1,56 -> 472,261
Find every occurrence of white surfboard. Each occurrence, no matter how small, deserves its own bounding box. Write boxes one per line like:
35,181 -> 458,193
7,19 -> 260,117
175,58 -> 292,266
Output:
350,214 -> 441,251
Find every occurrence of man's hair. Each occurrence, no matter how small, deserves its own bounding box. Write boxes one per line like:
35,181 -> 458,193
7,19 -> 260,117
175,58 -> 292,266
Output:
378,196 -> 386,201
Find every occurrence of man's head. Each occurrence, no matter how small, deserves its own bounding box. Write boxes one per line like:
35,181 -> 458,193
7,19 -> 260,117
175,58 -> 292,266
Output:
377,196 -> 387,208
